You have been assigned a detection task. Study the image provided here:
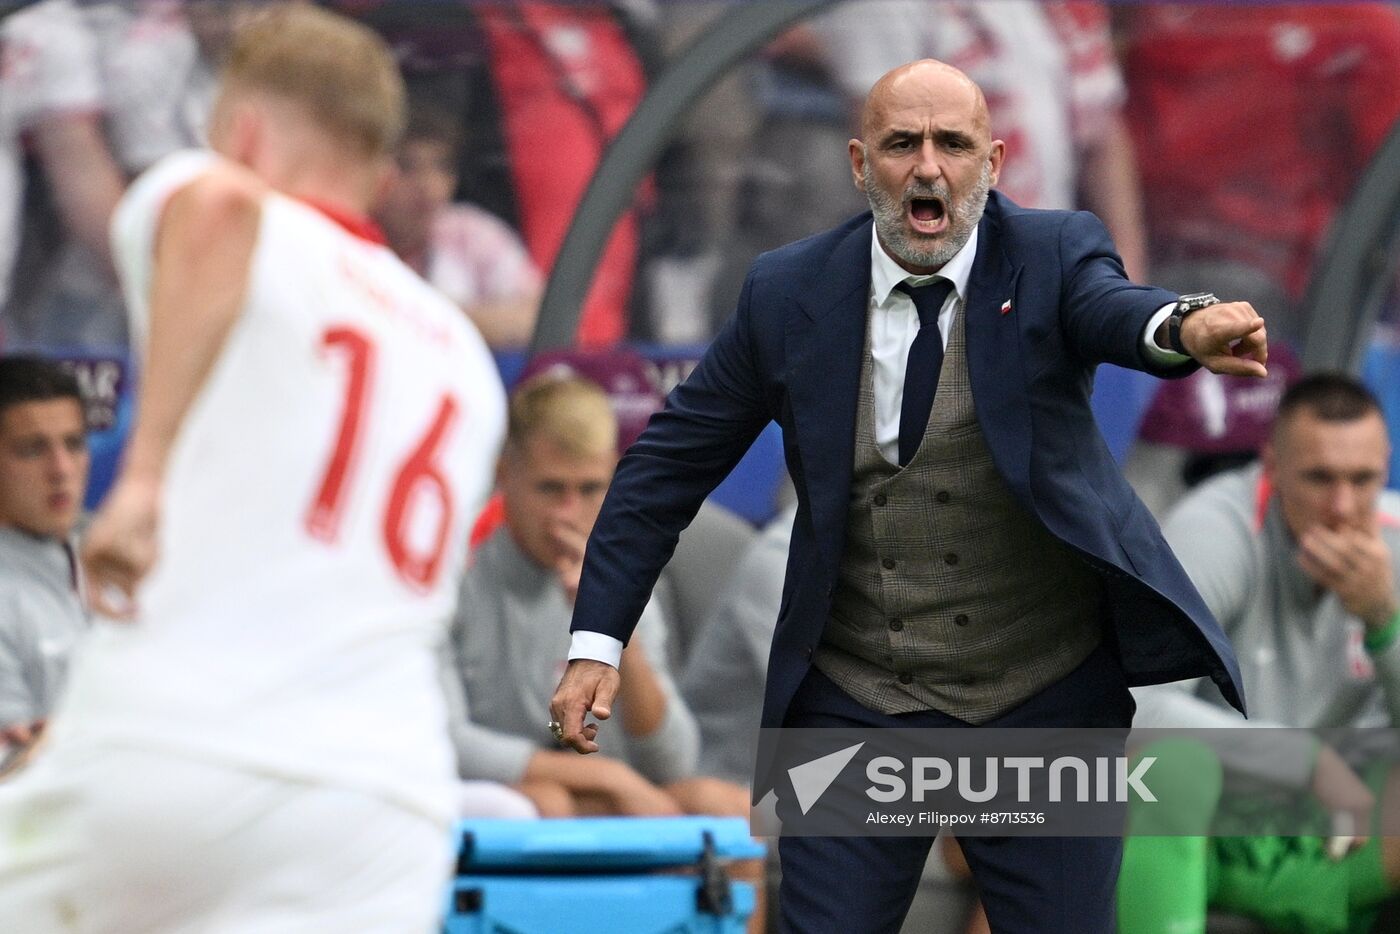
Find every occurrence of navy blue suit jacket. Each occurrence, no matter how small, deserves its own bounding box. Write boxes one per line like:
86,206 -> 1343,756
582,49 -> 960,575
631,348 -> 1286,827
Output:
572,192 -> 1246,793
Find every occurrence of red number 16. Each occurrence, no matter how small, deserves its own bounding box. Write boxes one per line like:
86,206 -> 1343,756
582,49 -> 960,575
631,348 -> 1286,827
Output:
305,326 -> 458,591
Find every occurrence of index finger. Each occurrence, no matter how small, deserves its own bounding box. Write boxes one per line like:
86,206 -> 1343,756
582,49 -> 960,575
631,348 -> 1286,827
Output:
1232,322 -> 1268,363
1299,527 -> 1348,569
1356,511 -> 1386,541
561,708 -> 599,755
1203,353 -> 1268,379
562,722 -> 600,755
550,522 -> 588,555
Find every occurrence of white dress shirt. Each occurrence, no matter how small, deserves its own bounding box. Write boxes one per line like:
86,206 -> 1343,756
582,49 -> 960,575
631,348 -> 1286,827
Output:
569,227 -> 1184,670
867,226 -> 976,464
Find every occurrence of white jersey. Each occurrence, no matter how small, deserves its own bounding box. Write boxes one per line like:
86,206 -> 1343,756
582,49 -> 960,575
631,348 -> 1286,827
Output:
54,150 -> 506,821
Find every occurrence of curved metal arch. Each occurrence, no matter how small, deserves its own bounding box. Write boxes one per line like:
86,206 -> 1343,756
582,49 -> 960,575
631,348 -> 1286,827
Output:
530,0 -> 841,352
1299,119 -> 1400,373
535,4 -> 1400,371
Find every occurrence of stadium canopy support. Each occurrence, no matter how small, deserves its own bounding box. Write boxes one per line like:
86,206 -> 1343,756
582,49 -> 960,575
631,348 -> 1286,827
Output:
1300,119 -> 1400,374
531,0 -> 840,352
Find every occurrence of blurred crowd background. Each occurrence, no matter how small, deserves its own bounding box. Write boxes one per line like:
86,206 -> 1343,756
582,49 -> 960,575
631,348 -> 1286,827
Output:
2,0 -> 1400,524
6,4 -> 1400,931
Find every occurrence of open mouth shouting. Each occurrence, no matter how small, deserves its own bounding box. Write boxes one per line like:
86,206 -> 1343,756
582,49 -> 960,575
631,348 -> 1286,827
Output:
906,193 -> 949,236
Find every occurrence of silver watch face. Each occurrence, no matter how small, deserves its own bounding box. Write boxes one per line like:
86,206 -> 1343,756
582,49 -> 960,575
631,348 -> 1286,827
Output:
1176,292 -> 1219,312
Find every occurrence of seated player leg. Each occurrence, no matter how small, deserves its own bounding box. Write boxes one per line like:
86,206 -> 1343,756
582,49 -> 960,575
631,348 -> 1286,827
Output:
1117,738 -> 1224,934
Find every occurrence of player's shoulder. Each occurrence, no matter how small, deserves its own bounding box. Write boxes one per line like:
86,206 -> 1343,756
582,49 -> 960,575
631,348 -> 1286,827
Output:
175,157 -> 264,208
0,552 -> 39,631
161,155 -> 266,231
132,154 -> 266,278
115,150 -> 262,247
361,235 -> 500,366
1164,464 -> 1261,538
252,194 -> 497,368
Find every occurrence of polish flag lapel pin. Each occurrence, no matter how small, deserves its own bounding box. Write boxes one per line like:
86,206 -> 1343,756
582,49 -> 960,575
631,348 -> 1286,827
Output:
1000,299 -> 1012,316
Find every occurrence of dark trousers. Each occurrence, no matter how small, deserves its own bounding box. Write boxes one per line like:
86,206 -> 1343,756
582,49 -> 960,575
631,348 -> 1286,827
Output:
775,645 -> 1136,934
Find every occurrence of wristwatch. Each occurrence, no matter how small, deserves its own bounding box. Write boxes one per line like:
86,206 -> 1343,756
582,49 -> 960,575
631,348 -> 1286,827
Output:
1167,292 -> 1219,355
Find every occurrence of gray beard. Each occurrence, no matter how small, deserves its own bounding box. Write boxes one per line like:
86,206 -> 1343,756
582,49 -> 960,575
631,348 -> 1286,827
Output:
864,159 -> 992,270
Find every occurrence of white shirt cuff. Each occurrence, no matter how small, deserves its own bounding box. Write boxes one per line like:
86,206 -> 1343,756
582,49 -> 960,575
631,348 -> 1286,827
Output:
568,631 -> 624,669
1141,302 -> 1190,366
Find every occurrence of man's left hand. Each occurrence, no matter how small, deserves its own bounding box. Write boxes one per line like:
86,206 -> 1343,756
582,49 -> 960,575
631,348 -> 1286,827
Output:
549,659 -> 618,754
82,476 -> 161,620
1298,522 -> 1398,630
1176,301 -> 1268,378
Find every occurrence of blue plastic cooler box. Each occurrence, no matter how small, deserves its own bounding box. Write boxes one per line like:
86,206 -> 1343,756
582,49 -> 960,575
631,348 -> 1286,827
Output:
443,816 -> 764,934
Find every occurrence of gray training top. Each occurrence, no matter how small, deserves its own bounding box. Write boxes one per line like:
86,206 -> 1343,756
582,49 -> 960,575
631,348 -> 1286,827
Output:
1132,463 -> 1400,788
0,527 -> 87,728
442,527 -> 699,786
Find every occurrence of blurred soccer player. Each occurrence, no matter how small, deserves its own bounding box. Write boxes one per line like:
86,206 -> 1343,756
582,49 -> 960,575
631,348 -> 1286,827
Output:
0,6 -> 505,931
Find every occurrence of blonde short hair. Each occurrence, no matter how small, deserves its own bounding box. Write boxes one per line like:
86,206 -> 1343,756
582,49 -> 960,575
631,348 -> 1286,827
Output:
222,4 -> 405,158
507,374 -> 618,460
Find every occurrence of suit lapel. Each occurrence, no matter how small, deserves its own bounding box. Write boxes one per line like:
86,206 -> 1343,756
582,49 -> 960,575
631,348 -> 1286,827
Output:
785,205 -> 1035,562
786,218 -> 872,569
964,200 -> 1033,507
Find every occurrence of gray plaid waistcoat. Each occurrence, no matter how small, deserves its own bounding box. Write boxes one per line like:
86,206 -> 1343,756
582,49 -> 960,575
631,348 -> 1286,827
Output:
812,303 -> 1105,722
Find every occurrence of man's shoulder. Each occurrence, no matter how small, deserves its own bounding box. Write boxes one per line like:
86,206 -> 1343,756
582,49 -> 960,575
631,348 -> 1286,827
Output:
0,530 -> 62,585
754,212 -> 871,278
0,564 -> 42,639
460,527 -> 551,603
1164,464 -> 1263,537
462,527 -> 516,586
986,191 -> 1081,245
454,529 -> 523,633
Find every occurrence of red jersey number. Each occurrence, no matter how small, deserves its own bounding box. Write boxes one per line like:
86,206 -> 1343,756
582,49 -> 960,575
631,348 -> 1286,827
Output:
306,325 -> 458,591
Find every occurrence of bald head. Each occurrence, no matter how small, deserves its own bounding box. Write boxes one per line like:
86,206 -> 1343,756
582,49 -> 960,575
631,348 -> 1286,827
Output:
849,59 -> 1003,274
859,60 -> 990,143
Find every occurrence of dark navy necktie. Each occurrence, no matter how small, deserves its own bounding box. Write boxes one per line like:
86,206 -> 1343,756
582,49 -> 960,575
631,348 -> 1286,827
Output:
893,278 -> 954,467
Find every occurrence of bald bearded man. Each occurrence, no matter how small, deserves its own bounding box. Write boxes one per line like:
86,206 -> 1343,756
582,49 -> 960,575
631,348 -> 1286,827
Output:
553,60 -> 1266,933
